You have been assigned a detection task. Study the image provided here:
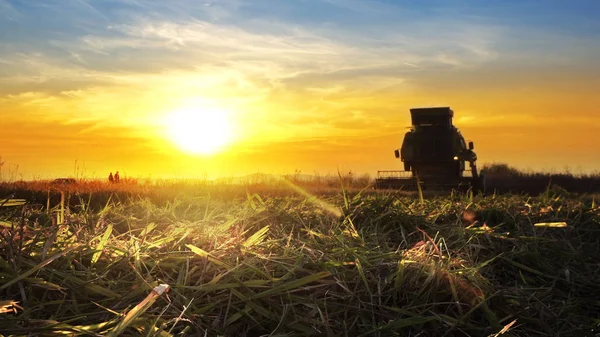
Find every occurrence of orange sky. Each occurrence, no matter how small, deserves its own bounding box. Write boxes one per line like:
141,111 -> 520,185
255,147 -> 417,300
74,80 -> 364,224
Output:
1,1 -> 599,180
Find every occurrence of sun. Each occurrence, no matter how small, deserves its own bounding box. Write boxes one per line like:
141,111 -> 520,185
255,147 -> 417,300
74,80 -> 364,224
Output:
165,107 -> 234,155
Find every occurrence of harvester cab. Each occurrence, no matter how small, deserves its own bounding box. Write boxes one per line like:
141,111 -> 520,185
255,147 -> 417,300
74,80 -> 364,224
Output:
376,107 -> 483,192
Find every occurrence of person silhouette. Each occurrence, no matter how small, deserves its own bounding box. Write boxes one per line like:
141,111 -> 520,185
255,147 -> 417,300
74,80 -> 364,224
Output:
114,171 -> 120,183
108,172 -> 114,183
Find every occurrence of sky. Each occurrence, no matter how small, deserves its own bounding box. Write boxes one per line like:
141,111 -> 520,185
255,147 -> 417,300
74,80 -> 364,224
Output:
1,0 -> 599,180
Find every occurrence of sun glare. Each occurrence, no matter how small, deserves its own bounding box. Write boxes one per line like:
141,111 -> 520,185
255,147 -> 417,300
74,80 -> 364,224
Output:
165,107 -> 234,155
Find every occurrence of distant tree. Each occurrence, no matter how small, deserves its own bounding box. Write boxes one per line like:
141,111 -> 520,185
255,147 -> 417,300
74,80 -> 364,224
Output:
480,163 -> 523,177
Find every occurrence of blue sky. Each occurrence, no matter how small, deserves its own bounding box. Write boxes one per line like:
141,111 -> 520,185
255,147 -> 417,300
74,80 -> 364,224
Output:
3,0 -> 599,38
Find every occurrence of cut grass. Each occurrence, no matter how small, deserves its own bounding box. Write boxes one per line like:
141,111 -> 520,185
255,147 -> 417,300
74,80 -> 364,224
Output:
0,182 -> 599,336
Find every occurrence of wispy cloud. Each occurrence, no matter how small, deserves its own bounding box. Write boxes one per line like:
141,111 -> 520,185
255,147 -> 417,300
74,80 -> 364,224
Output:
72,0 -> 110,22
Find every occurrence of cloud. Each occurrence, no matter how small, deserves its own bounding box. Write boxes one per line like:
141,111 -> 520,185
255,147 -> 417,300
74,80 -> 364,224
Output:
0,0 -> 507,96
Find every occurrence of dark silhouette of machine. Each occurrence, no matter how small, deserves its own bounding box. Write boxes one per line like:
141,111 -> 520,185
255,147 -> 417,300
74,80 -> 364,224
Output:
375,107 -> 483,191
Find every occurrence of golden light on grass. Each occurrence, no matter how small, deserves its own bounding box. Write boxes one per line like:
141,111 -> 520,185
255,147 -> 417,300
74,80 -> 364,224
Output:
164,105 -> 235,155
533,222 -> 568,228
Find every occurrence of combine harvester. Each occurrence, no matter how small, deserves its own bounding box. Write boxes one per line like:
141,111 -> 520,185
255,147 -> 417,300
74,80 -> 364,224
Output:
375,107 -> 484,193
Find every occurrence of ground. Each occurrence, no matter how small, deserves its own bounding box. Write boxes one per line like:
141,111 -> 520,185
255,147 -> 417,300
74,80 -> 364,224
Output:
0,180 -> 599,336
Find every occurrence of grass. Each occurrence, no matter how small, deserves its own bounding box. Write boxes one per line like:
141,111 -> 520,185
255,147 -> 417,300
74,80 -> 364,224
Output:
0,179 -> 599,336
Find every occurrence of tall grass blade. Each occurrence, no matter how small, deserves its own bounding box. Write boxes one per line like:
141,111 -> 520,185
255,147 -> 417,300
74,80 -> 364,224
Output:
251,271 -> 331,299
242,225 -> 269,248
533,222 -> 567,228
416,174 -> 424,205
91,224 -> 113,265
106,284 -> 170,337
0,244 -> 81,290
0,198 -> 26,207
186,244 -> 234,270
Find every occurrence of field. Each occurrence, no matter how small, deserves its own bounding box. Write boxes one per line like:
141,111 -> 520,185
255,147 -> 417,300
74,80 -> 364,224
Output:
1,178 -> 599,337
